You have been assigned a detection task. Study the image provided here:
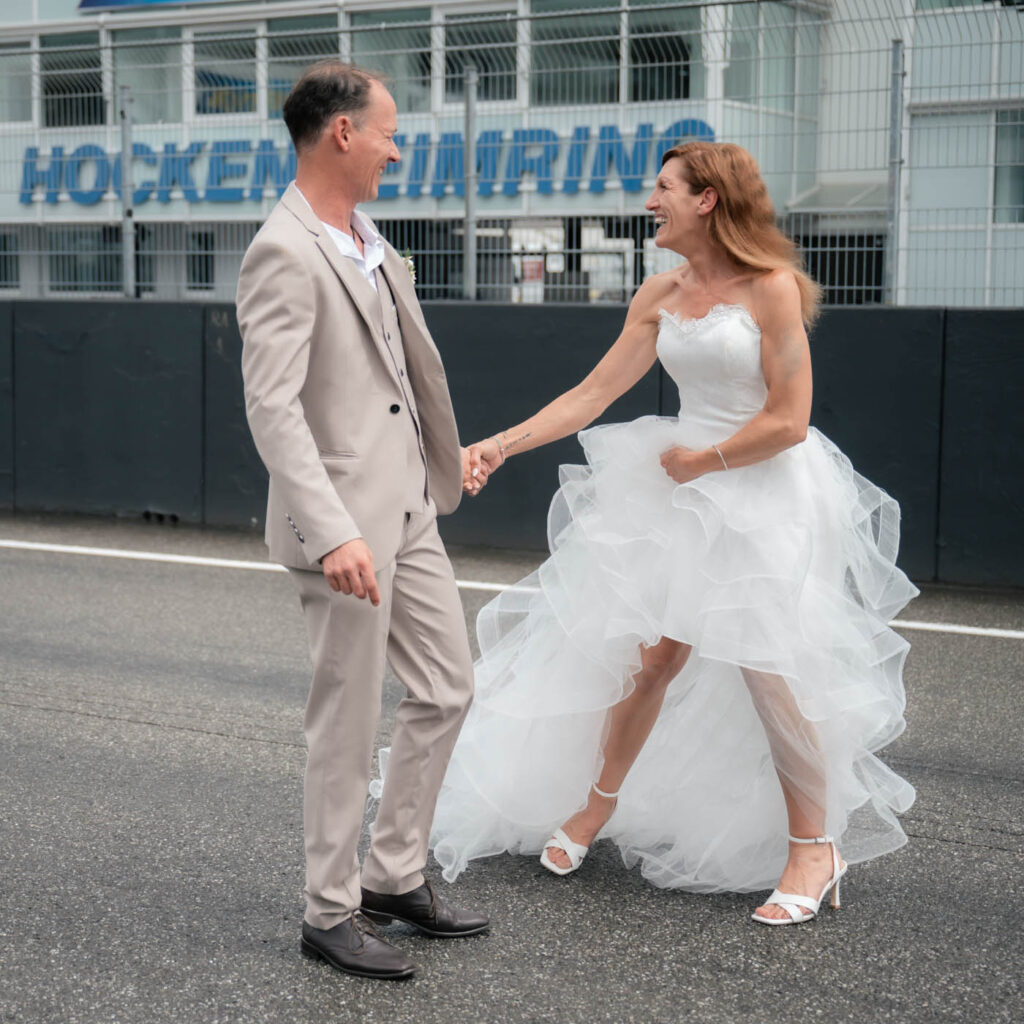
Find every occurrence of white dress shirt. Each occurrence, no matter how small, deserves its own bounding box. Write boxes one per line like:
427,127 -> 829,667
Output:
294,185 -> 385,292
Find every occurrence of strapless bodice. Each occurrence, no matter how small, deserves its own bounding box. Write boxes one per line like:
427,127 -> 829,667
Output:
656,304 -> 766,447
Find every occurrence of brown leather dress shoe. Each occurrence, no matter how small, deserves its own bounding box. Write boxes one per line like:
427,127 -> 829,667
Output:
301,911 -> 416,980
361,879 -> 490,938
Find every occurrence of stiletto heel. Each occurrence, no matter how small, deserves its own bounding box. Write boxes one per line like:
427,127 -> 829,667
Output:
751,834 -> 848,926
540,783 -> 620,876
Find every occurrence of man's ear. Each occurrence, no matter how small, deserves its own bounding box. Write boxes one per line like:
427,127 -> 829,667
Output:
330,114 -> 354,152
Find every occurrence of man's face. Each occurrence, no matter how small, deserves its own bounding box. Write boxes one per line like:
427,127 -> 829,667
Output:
345,81 -> 400,204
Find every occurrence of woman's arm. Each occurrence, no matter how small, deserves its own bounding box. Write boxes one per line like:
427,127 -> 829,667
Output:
660,270 -> 812,484
470,276 -> 666,473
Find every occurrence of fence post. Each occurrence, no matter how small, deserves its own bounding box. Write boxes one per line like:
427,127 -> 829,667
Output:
463,63 -> 478,301
119,83 -> 136,299
885,39 -> 904,306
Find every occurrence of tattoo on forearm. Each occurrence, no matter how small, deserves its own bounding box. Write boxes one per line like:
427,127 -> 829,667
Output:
499,430 -> 533,457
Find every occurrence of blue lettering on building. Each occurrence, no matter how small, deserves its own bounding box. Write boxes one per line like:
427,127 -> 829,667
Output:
18,120 -> 714,206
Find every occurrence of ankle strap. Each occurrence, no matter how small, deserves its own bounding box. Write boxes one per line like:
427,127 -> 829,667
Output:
788,834 -> 834,845
592,782 -> 620,799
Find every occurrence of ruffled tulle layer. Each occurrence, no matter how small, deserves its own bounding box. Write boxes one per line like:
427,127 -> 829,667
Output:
422,418 -> 918,892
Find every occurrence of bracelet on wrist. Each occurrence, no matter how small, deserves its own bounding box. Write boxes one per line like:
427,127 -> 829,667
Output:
712,444 -> 729,471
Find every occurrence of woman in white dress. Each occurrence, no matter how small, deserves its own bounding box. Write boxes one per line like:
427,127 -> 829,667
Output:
429,141 -> 918,925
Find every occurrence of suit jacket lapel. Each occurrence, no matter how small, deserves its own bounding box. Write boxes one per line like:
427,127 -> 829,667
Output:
378,246 -> 444,372
280,185 -> 401,390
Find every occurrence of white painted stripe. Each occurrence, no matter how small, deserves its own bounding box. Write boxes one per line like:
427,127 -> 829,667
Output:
2,537 -> 1021,639
0,538 -> 287,573
889,619 -> 1024,641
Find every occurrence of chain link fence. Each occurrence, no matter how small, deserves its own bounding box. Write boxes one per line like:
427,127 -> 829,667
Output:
0,0 -> 1021,305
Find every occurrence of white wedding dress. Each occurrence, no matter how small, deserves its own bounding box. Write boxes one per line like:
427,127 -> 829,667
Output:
395,303 -> 918,893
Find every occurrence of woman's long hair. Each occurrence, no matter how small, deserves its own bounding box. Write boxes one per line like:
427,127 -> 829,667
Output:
662,141 -> 822,327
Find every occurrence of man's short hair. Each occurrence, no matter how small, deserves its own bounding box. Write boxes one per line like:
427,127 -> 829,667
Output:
282,62 -> 382,152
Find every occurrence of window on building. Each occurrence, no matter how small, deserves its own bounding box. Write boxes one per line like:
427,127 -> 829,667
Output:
135,224 -> 156,295
761,2 -> 796,113
915,0 -> 986,9
0,43 -> 32,123
723,2 -> 758,104
195,28 -> 257,115
0,233 -> 19,290
187,230 -> 215,291
628,2 -> 703,102
47,226 -> 121,293
531,0 -> 619,107
995,110 -> 1024,224
723,2 -> 796,112
350,9 -> 431,114
445,11 -> 517,103
268,15 -> 339,119
113,27 -> 182,125
41,33 -> 105,127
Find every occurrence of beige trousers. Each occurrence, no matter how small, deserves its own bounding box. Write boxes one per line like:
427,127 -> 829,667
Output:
288,507 -> 474,929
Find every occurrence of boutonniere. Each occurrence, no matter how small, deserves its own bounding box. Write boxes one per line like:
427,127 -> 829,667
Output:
401,250 -> 416,286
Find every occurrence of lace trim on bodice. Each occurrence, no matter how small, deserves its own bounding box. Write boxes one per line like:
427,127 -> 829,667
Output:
658,303 -> 762,337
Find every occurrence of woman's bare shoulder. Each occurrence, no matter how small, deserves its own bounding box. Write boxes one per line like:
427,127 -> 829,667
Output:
630,267 -> 686,317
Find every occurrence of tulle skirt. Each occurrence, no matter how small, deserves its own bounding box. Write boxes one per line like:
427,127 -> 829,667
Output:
420,416 -> 918,892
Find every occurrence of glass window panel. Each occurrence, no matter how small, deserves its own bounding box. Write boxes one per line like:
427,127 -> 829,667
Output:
187,229 -> 215,291
195,29 -> 257,116
113,27 -> 182,125
41,33 -> 104,128
350,9 -> 431,114
0,232 -> 19,289
531,0 -> 619,107
445,11 -> 516,103
628,3 -> 703,103
0,43 -> 31,123
268,15 -> 339,119
994,110 -> 1024,225
47,226 -> 121,293
915,0 -> 984,9
761,1 -> 795,112
795,16 -> 821,119
723,2 -> 758,104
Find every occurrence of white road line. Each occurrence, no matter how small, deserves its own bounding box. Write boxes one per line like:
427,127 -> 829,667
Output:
887,619 -> 1024,640
2,537 -> 1021,639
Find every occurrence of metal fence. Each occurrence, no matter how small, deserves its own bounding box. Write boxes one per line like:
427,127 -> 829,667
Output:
0,0 -> 1022,306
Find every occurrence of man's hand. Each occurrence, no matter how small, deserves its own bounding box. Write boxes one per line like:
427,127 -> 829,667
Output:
322,538 -> 380,605
660,445 -> 709,485
461,445 -> 489,495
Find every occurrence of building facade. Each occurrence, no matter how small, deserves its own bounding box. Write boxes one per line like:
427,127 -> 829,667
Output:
0,0 -> 1021,304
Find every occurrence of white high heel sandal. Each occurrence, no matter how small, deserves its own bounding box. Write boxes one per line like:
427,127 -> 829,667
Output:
539,783 -> 620,876
752,834 -> 848,926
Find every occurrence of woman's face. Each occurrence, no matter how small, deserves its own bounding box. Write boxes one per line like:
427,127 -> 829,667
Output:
644,158 -> 712,254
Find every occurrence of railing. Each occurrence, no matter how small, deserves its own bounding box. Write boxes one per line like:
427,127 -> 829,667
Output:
0,0 -> 1021,305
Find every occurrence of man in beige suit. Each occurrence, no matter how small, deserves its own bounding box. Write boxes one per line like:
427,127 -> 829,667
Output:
237,62 -> 488,981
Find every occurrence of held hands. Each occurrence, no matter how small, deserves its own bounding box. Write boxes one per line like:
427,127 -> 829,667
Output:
322,538 -> 380,605
461,438 -> 505,496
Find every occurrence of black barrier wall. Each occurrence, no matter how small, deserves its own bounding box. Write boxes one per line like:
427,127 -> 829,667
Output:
939,311 -> 1024,586
13,302 -> 204,521
0,303 -> 12,511
2,300 -> 1022,586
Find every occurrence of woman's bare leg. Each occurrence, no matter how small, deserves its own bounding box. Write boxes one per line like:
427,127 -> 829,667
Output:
544,637 -> 692,870
741,668 -> 843,920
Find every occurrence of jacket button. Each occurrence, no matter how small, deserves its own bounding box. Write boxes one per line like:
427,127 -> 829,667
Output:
390,403 -> 401,414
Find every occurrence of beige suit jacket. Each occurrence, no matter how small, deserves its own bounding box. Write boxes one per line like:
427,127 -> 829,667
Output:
237,183 -> 463,571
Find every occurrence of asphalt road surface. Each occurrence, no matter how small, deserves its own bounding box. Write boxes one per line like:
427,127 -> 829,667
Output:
1,512 -> 1022,1024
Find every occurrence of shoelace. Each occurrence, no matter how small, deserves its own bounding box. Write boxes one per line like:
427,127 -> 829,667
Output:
348,911 -> 384,952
